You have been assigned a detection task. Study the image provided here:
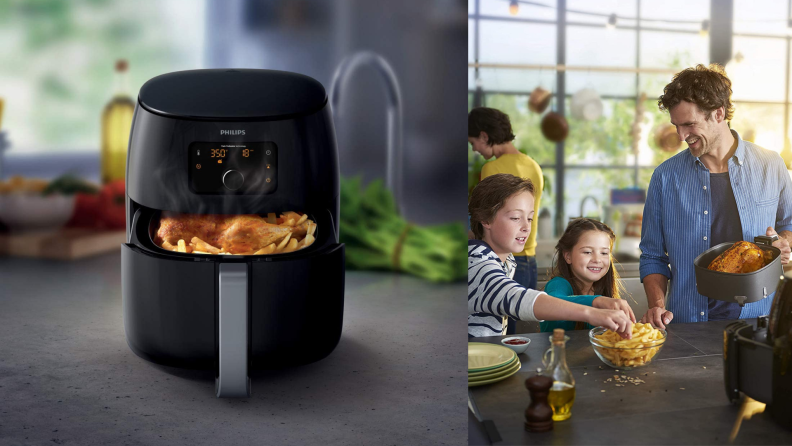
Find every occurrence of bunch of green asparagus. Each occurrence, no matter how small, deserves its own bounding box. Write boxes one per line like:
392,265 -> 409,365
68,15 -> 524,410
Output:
339,177 -> 466,282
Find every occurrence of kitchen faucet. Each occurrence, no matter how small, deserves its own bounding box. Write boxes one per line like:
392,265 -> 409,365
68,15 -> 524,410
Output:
579,195 -> 602,221
329,51 -> 403,214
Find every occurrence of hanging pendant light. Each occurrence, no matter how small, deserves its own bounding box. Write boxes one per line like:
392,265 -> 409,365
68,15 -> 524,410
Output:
509,0 -> 519,16
606,13 -> 617,30
700,20 -> 710,37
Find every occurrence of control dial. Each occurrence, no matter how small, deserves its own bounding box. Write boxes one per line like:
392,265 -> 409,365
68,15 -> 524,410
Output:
222,170 -> 244,191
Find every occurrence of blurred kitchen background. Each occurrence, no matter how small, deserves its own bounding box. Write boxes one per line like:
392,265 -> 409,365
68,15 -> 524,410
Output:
0,0 -> 467,218
468,0 -> 792,320
0,0 -> 468,280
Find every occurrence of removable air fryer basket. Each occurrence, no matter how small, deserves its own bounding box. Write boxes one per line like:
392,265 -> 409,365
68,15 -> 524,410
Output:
693,242 -> 782,306
121,224 -> 345,370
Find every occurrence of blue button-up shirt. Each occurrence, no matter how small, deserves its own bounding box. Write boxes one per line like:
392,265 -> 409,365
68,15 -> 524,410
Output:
639,130 -> 792,323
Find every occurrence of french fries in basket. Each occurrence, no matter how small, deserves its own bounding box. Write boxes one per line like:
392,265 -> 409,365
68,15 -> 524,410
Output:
158,211 -> 317,255
254,244 -> 276,255
299,233 -> 315,249
275,233 -> 292,252
593,323 -> 665,367
191,237 -> 221,254
281,238 -> 299,253
176,239 -> 193,253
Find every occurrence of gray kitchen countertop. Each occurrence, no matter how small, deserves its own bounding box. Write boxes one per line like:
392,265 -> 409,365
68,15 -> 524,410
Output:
469,322 -> 792,445
0,253 -> 467,445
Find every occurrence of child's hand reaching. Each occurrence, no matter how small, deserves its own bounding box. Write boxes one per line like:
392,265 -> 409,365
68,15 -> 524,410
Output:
587,308 -> 633,339
592,296 -> 636,324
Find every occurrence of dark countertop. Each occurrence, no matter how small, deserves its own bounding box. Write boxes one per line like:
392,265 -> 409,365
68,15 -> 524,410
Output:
469,321 -> 792,445
0,253 -> 467,445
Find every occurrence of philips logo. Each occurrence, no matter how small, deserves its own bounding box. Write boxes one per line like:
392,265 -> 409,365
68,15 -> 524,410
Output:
221,130 -> 245,135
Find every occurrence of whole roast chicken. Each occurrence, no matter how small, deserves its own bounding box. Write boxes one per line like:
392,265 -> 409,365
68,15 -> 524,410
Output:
707,241 -> 771,274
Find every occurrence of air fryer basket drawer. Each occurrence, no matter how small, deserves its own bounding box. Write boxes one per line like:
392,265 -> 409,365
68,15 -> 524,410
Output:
122,244 -> 216,369
251,243 -> 345,367
123,242 -> 346,371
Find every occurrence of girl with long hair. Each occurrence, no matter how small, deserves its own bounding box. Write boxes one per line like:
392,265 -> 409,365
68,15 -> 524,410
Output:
540,218 -> 636,332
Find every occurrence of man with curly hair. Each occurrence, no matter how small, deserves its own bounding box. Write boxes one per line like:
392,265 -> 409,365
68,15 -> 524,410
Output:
639,63 -> 792,327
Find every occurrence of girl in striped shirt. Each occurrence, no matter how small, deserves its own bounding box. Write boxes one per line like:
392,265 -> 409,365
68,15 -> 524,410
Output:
468,174 -> 633,338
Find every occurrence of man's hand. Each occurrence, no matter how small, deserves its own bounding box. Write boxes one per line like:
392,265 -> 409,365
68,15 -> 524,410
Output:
767,227 -> 791,264
640,307 -> 674,330
592,296 -> 636,324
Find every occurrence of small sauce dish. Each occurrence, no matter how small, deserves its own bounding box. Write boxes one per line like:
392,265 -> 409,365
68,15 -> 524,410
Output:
501,336 -> 531,354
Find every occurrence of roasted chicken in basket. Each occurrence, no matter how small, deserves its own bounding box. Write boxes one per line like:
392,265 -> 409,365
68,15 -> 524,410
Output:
154,212 -> 316,255
707,241 -> 772,274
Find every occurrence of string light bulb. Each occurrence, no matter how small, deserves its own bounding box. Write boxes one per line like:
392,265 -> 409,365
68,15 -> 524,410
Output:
733,51 -> 744,64
700,19 -> 710,37
606,13 -> 617,30
509,0 -> 519,16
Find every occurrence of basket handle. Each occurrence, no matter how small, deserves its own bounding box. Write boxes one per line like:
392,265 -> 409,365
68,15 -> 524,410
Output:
216,263 -> 251,398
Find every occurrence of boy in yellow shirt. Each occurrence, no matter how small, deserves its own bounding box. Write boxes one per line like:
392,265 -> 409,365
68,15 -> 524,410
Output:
468,107 -> 544,334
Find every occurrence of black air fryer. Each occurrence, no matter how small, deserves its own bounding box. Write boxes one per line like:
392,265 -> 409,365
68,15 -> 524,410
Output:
121,69 -> 345,398
724,271 -> 792,430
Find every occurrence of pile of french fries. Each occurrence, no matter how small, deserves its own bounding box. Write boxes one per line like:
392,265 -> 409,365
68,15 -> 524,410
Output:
0,176 -> 49,194
592,323 -> 665,367
160,212 -> 317,255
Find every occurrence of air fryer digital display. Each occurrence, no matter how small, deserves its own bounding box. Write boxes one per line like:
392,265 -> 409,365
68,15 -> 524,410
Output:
188,141 -> 277,194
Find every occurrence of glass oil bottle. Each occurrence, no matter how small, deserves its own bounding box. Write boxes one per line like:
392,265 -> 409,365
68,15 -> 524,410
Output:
542,328 -> 576,421
101,59 -> 135,184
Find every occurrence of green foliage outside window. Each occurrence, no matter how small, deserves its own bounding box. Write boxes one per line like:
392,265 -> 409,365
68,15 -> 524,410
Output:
0,0 -> 202,150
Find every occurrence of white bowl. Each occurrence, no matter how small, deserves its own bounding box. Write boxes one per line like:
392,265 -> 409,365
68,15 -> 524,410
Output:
501,336 -> 531,354
0,193 -> 76,232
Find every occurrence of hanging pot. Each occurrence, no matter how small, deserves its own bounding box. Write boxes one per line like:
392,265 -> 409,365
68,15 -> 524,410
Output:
528,87 -> 552,114
570,88 -> 603,121
541,112 -> 569,142
653,123 -> 682,153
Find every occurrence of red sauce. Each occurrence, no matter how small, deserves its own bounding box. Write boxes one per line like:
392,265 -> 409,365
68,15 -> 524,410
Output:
504,339 -> 528,345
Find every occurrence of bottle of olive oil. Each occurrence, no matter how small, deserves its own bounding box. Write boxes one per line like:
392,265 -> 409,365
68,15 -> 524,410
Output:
101,59 -> 135,184
543,328 -> 576,421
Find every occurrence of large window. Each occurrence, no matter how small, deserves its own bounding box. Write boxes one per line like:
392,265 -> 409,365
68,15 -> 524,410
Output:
470,0 -> 792,237
0,0 -> 206,152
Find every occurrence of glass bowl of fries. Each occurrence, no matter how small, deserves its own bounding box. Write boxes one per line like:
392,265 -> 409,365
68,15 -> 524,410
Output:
589,323 -> 667,370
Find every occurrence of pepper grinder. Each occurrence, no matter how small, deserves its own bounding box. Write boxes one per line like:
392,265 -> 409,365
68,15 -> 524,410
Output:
525,367 -> 554,432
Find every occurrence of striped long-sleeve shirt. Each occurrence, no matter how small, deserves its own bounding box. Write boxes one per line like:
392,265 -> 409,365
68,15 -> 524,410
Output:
639,130 -> 792,322
468,240 -> 544,337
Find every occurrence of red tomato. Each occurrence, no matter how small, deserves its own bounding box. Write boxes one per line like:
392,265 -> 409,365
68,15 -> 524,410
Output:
99,179 -> 126,229
66,192 -> 102,228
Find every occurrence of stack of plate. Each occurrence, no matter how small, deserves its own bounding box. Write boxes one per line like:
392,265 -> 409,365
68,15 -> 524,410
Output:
468,342 -> 522,387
